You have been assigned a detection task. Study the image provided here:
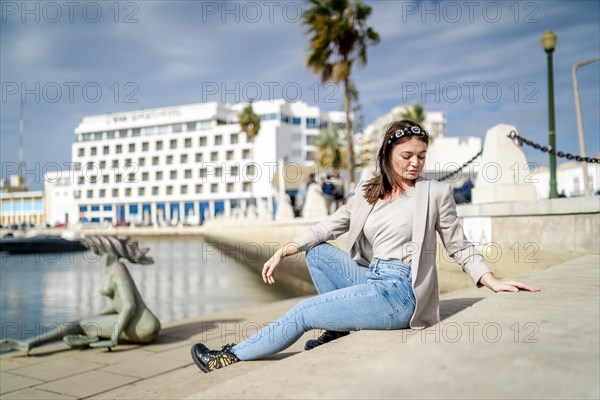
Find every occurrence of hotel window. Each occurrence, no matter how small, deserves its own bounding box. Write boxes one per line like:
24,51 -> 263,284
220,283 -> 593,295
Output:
184,169 -> 192,179
306,135 -> 316,146
125,188 -> 131,196
94,132 -> 103,140
231,165 -> 239,176
195,184 -> 203,193
158,125 -> 169,134
138,187 -> 145,196
306,118 -> 318,129
91,147 -> 97,156
199,136 -> 207,146
90,176 -> 98,184
125,158 -> 132,167
112,160 -> 119,168
156,140 -> 163,150
99,189 -> 106,197
199,120 -> 212,130
155,171 -> 163,180
227,182 -> 234,192
180,154 -> 188,163
78,177 -> 84,185
243,182 -> 252,192
74,190 -> 81,199
210,151 -> 218,162
246,164 -> 256,176
115,173 -> 122,183
195,153 -> 203,162
103,146 -> 109,155
170,139 -> 177,149
306,150 -> 315,161
215,167 -> 222,178
152,156 -> 159,166
107,131 -> 115,139
132,128 -> 141,137
184,138 -> 192,148
138,157 -> 145,166
87,190 -> 93,198
119,130 -> 128,138
82,133 -> 92,141
116,144 -> 122,154
166,186 -> 173,195
181,185 -> 188,194
112,188 -> 118,197
85,161 -> 94,169
172,124 -> 182,133
142,142 -> 149,151
142,172 -> 149,181
186,122 -> 197,132
103,175 -> 109,183
170,170 -> 177,179
78,148 -> 84,157
127,173 -> 135,182
166,155 -> 173,165
292,117 -> 301,126
143,126 -> 156,135
242,149 -> 251,159
199,168 -> 207,179
211,183 -> 218,193
215,135 -> 223,145
230,133 -> 238,144
129,143 -> 135,152
99,161 -> 106,169
226,150 -> 234,160
152,186 -> 159,195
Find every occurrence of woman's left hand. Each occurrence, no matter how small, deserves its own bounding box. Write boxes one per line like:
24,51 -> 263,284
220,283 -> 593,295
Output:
479,272 -> 540,293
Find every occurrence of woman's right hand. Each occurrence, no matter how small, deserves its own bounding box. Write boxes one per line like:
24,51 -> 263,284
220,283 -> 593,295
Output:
262,243 -> 299,285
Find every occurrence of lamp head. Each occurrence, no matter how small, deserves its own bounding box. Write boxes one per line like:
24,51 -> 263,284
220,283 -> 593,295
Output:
541,30 -> 557,53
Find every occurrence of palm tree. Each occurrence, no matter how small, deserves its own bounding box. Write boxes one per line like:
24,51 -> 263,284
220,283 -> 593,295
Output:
315,125 -> 347,170
238,102 -> 261,208
399,103 -> 426,125
303,0 -> 380,183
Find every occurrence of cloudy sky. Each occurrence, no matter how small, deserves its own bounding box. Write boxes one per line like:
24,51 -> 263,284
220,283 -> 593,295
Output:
1,0 -> 599,190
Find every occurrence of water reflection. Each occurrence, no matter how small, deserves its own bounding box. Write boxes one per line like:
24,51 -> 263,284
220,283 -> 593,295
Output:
0,237 -> 294,340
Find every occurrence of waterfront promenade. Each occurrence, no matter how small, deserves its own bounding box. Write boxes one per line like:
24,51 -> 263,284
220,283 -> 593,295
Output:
1,254 -> 598,399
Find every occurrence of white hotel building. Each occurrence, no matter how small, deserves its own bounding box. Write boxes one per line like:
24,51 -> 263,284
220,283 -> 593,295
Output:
71,100 -> 344,225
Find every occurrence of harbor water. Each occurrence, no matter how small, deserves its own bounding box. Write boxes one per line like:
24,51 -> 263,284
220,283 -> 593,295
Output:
0,237 -> 295,341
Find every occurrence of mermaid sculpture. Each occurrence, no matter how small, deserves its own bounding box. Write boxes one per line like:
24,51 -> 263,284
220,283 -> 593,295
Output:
0,236 -> 161,354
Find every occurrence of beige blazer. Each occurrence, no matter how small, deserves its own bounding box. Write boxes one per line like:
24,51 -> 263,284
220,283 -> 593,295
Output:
292,177 -> 491,329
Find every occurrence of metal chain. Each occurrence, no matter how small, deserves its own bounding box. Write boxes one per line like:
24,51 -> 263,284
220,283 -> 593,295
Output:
437,150 -> 483,181
508,130 -> 600,163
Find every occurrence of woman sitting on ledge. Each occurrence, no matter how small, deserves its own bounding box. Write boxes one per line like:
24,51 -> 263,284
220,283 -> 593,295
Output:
190,120 -> 539,373
0,236 -> 161,354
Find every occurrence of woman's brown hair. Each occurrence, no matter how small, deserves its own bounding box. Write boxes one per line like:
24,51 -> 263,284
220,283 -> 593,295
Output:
362,120 -> 429,205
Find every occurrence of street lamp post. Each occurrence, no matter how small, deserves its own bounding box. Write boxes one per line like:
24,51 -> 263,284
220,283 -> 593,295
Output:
541,30 -> 559,199
572,56 -> 600,197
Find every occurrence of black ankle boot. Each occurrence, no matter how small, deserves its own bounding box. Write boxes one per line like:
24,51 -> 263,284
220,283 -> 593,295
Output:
305,330 -> 350,350
191,343 -> 240,373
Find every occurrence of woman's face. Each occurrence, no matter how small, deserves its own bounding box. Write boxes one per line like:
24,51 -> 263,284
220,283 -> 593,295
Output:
389,136 -> 428,184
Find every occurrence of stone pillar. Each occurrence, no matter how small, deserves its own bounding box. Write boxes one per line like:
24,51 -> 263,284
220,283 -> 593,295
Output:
472,124 -> 538,204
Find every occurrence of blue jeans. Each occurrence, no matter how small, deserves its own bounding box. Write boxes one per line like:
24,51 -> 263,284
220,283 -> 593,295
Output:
232,243 -> 416,361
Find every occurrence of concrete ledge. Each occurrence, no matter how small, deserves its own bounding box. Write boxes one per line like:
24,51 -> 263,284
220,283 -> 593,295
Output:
458,195 -> 600,217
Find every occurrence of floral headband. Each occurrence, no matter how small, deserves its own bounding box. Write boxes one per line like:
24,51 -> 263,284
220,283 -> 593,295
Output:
387,125 -> 429,146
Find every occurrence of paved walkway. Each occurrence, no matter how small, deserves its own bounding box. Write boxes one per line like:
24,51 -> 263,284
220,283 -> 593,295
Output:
1,254 -> 598,399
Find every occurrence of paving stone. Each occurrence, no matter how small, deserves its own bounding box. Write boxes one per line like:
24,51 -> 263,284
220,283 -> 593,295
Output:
36,370 -> 139,398
9,357 -> 105,382
0,387 -> 77,399
98,353 -> 190,379
0,372 -> 44,395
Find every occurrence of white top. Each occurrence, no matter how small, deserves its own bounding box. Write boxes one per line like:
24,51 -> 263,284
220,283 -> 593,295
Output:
362,188 -> 416,265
